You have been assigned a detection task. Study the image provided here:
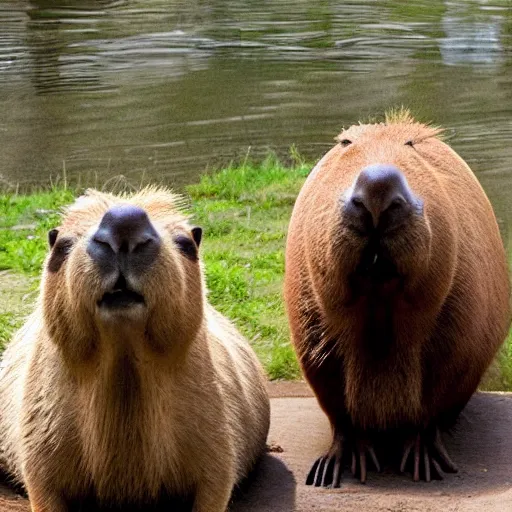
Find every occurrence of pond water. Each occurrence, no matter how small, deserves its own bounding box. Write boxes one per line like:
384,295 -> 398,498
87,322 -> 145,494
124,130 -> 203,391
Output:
0,0 -> 511,247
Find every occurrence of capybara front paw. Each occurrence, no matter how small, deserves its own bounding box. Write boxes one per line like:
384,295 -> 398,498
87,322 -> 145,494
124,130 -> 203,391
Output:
400,426 -> 458,482
349,438 -> 381,484
306,433 -> 380,487
306,451 -> 343,488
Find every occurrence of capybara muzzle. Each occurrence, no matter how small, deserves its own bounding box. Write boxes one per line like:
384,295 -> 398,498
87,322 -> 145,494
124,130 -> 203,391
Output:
344,164 -> 423,236
87,204 -> 161,308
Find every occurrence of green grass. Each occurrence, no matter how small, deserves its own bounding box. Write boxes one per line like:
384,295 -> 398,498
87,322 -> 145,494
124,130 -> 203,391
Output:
482,329 -> 512,391
0,156 -> 511,387
0,190 -> 75,274
187,154 -> 309,379
0,313 -> 23,347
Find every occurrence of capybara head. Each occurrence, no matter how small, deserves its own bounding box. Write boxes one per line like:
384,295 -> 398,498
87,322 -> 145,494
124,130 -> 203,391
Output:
293,110 -> 462,316
41,188 -> 204,365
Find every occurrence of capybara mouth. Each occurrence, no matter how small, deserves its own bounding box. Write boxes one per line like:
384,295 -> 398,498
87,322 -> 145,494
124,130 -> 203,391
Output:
98,275 -> 145,309
99,289 -> 145,308
356,242 -> 400,283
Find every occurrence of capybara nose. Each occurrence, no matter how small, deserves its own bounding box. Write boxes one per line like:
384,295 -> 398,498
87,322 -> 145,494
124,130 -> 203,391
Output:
87,205 -> 161,273
345,164 -> 417,234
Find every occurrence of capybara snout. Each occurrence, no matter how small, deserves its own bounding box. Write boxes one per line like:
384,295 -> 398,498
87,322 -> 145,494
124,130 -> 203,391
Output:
87,204 -> 162,286
91,204 -> 161,255
345,164 -> 421,236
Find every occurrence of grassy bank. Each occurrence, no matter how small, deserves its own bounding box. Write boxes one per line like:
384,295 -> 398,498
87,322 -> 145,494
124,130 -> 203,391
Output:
1,157 -> 511,388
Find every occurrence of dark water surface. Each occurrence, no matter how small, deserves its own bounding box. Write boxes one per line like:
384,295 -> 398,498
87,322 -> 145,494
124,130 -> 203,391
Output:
0,0 -> 511,245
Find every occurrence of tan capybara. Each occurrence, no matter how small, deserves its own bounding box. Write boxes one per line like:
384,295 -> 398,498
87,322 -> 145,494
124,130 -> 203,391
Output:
284,110 -> 511,486
0,188 -> 270,511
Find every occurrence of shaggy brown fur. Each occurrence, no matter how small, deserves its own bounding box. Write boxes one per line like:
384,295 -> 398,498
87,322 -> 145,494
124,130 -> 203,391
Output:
0,188 -> 270,511
284,111 -> 510,485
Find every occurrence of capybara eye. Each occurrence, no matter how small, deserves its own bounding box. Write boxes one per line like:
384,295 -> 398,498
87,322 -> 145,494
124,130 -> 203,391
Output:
174,234 -> 198,261
48,238 -> 75,273
405,140 -> 414,147
48,229 -> 59,248
340,139 -> 352,147
56,239 -> 74,255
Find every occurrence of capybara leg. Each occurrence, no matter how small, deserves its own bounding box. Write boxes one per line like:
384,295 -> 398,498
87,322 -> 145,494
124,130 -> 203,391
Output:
400,426 -> 458,482
349,436 -> 381,484
306,430 -> 380,487
192,482 -> 232,512
306,432 -> 345,488
28,492 -> 67,512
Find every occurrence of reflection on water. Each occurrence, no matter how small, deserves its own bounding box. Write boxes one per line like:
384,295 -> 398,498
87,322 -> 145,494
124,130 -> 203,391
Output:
0,0 -> 511,248
441,2 -> 504,66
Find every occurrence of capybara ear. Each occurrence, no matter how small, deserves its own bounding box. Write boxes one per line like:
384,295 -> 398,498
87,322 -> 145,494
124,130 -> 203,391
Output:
48,229 -> 59,248
191,227 -> 203,248
174,233 -> 199,261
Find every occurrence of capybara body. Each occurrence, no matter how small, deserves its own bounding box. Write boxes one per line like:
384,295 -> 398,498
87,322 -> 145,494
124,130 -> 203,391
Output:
284,111 -> 510,485
0,188 -> 270,511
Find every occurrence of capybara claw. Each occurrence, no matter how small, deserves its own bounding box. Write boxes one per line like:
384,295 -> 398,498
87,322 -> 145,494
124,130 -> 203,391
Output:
306,453 -> 343,488
306,456 -> 321,486
306,435 -> 345,488
307,435 -> 379,487
351,442 -> 381,484
400,427 -> 458,482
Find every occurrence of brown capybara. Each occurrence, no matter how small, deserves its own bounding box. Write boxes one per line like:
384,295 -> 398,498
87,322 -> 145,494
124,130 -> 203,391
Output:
284,110 -> 511,486
0,188 -> 270,511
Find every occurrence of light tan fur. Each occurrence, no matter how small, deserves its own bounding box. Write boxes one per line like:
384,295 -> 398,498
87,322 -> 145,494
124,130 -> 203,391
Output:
0,188 -> 270,511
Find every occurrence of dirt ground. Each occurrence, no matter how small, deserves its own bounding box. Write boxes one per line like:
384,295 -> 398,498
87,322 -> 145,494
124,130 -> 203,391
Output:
0,382 -> 511,511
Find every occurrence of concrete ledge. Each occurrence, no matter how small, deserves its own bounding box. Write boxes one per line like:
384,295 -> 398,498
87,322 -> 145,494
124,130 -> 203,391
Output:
235,387 -> 512,511
0,386 -> 510,511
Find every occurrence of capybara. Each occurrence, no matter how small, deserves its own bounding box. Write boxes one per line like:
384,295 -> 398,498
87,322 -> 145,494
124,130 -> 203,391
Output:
284,110 -> 510,486
0,188 -> 270,511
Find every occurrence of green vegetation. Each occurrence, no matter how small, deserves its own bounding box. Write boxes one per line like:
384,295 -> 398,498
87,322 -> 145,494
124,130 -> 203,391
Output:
0,190 -> 75,348
187,154 -> 309,378
484,329 -> 512,391
1,157 -> 511,387
0,190 -> 75,274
